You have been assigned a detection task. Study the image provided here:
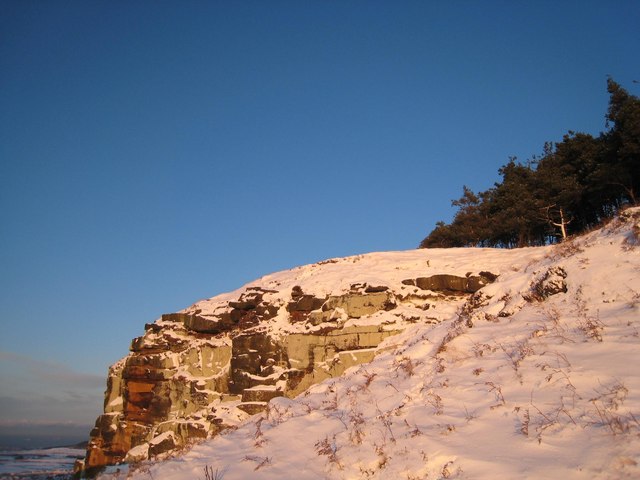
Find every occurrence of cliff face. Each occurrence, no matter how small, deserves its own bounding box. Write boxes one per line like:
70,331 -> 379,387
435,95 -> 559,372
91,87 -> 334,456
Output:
79,208 -> 640,480
130,208 -> 640,480
79,250 -> 501,472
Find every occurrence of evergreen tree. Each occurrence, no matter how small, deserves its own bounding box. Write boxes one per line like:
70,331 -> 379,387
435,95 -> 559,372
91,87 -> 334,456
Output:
487,159 -> 545,247
602,78 -> 640,204
535,133 -> 599,234
419,79 -> 639,249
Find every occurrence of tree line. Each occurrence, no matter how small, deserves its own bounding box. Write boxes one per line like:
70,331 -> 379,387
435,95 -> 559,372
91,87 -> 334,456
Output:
419,78 -> 640,249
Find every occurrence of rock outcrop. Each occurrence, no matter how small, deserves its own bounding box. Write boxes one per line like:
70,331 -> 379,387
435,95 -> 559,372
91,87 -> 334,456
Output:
78,259 -> 497,473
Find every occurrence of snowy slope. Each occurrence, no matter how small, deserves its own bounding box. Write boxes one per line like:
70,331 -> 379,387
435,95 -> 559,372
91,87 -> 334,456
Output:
182,245 -> 546,338
104,208 -> 640,480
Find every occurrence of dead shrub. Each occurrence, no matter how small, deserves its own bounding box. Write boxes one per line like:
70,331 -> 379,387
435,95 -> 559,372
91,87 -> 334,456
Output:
203,465 -> 225,480
315,435 -> 341,468
393,355 -> 417,377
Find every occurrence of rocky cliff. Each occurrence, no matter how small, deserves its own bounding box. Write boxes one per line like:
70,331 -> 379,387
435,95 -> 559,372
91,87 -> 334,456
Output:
78,250 -> 501,473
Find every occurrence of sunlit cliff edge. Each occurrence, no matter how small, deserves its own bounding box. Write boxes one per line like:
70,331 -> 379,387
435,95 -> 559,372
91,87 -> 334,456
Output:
83,208 -> 640,479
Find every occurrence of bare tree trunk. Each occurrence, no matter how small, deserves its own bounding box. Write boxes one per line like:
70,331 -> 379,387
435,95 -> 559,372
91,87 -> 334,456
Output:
541,205 -> 572,242
551,208 -> 569,241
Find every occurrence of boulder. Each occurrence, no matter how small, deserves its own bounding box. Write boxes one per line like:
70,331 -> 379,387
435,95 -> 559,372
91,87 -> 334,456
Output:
148,431 -> 178,458
322,291 -> 396,318
526,266 -> 568,301
403,273 -> 496,294
241,385 -> 284,403
183,314 -> 228,333
287,294 -> 326,312
237,402 -> 269,415
123,443 -> 149,463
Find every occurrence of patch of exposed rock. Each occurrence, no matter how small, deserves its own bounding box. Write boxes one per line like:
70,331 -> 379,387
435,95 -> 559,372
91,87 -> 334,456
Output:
524,266 -> 568,301
78,273 -> 497,473
402,272 -> 497,294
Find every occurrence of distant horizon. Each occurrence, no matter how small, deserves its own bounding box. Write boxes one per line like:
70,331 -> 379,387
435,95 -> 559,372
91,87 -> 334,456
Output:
0,418 -> 92,450
0,432 -> 89,451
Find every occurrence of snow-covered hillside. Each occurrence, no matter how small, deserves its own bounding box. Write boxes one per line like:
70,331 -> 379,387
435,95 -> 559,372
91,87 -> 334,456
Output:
104,208 -> 640,480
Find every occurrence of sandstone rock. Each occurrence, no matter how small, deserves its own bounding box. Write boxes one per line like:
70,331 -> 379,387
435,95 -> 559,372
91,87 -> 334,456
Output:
230,333 -> 287,393
322,291 -> 396,318
148,431 -> 178,458
160,313 -> 186,323
83,309 -> 407,471
123,443 -> 149,463
130,329 -> 191,353
241,385 -> 284,403
224,289 -> 282,330
364,284 -> 389,293
283,325 -> 401,397
84,414 -> 150,470
526,266 -> 568,301
403,273 -> 496,294
287,294 -> 326,313
183,314 -> 228,334
237,402 -> 269,415
155,420 -> 208,445
479,271 -> 499,282
80,265 -> 489,472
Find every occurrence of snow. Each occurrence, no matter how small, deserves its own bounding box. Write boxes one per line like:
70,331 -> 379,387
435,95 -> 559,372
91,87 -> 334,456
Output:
183,245 -> 547,339
101,208 -> 640,480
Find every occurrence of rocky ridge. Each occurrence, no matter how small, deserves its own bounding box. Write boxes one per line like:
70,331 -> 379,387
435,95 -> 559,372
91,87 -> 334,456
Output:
86,207 -> 640,480
78,249 -> 505,473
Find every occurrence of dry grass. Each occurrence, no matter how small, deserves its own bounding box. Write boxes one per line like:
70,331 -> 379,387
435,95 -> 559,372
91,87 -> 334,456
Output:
315,435 -> 342,469
242,455 -> 272,471
393,355 -> 418,377
203,465 -> 225,480
485,381 -> 506,409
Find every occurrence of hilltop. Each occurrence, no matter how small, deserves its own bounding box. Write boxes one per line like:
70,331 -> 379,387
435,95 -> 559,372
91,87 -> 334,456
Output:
95,208 -> 640,479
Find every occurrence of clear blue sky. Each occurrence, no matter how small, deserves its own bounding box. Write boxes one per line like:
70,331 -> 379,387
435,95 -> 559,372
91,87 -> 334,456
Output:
1,1 -> 638,439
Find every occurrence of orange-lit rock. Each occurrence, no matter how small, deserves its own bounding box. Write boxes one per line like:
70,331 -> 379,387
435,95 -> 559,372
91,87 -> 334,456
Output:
80,277 -> 494,472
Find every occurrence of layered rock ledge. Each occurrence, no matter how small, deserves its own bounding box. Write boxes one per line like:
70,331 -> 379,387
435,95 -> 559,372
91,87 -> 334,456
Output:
78,252 -> 498,474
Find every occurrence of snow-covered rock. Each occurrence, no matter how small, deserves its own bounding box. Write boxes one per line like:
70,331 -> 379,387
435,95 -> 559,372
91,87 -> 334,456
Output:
82,245 -> 505,473
91,208 -> 640,479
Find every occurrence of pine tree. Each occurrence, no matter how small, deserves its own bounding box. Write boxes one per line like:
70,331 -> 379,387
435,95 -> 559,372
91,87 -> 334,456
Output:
418,78 -> 639,249
487,159 -> 545,247
602,78 -> 640,205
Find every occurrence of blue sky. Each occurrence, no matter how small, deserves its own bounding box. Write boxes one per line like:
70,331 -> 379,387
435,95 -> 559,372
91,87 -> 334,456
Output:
1,1 -> 638,439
